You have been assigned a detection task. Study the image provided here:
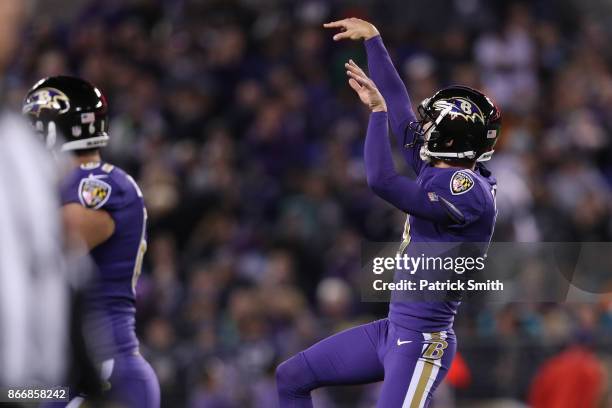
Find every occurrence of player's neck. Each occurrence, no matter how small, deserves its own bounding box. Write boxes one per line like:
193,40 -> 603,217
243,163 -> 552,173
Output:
74,152 -> 102,166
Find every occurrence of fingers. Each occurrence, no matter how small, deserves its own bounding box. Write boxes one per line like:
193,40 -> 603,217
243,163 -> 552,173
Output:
323,20 -> 347,28
345,61 -> 372,88
348,78 -> 362,93
324,19 -> 357,41
348,59 -> 367,76
333,31 -> 353,41
345,60 -> 367,78
346,70 -> 374,90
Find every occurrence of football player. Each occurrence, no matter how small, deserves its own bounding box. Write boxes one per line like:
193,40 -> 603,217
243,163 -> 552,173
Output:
23,76 -> 160,408
275,19 -> 501,407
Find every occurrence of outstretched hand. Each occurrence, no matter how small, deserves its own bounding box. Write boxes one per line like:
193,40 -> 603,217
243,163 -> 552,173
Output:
345,59 -> 386,112
323,18 -> 380,41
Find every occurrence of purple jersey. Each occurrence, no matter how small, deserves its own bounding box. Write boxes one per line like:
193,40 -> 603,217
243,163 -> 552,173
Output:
61,161 -> 147,359
390,164 -> 497,332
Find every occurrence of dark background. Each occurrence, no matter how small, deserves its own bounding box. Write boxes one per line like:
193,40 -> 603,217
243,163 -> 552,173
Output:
4,0 -> 612,406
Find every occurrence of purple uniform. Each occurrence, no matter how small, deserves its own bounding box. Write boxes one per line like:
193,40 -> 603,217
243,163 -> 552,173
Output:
362,36 -> 497,334
389,160 -> 497,333
56,161 -> 159,408
276,36 -> 496,407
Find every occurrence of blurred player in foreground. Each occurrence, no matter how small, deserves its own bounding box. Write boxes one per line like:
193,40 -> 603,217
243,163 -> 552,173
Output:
0,0 -> 70,389
23,76 -> 159,408
276,18 -> 501,407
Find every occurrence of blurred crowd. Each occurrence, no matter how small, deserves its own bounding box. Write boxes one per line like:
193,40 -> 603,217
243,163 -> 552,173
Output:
4,0 -> 612,406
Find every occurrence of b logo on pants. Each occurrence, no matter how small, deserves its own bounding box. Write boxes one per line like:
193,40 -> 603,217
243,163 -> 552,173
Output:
421,332 -> 447,360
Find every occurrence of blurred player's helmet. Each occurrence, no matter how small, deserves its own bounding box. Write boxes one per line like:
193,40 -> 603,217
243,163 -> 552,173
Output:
22,76 -> 109,151
408,85 -> 501,163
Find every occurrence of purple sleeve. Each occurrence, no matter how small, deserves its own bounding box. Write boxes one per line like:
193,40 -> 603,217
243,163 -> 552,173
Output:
365,112 -> 460,224
365,36 -> 424,175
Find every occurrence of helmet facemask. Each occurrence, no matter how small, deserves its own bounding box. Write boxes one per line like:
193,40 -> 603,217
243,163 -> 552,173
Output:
410,100 -> 470,163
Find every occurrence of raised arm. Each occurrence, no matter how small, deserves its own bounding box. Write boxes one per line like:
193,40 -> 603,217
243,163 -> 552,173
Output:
365,36 -> 416,138
325,18 -> 423,174
344,61 -> 462,224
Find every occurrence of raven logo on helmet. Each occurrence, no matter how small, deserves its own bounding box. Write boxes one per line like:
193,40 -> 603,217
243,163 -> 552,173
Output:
23,76 -> 110,151
431,97 -> 485,125
22,88 -> 70,117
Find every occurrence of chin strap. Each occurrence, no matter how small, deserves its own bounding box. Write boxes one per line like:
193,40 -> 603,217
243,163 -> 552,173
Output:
420,145 -> 494,162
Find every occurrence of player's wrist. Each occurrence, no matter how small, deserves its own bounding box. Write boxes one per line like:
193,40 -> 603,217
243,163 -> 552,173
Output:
364,23 -> 380,40
371,105 -> 387,113
364,32 -> 380,41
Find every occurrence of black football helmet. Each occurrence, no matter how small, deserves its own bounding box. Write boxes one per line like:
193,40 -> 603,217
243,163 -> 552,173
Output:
408,85 -> 501,162
22,76 -> 109,151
